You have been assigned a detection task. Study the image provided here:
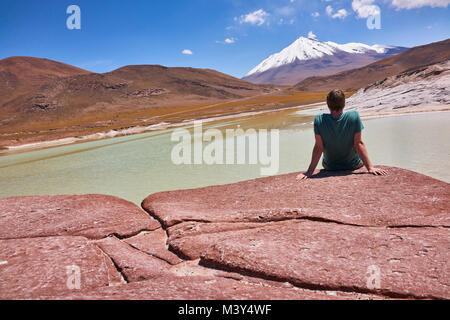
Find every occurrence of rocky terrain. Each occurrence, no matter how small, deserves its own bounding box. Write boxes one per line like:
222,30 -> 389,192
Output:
295,38 -> 450,92
345,60 -> 450,116
0,166 -> 448,300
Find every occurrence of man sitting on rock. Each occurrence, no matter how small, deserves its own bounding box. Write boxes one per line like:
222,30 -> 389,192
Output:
297,89 -> 387,180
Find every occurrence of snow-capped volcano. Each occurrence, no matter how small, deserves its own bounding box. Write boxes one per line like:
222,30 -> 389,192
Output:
243,36 -> 407,85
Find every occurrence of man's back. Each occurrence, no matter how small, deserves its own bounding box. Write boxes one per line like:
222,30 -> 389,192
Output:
298,89 -> 387,180
314,110 -> 364,170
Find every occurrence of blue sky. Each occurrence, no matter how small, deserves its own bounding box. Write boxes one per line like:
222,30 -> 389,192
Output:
0,0 -> 449,78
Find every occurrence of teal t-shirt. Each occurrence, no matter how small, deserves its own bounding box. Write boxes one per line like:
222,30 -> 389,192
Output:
314,110 -> 364,171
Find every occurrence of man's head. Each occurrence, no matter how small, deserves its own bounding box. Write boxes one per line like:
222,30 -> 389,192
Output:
327,89 -> 346,112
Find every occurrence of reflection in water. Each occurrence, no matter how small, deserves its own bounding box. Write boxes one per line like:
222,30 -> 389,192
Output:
0,110 -> 448,205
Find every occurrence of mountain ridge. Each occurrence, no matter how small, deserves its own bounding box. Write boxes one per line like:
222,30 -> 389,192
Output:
0,56 -> 91,104
294,38 -> 450,92
345,60 -> 450,116
242,36 -> 407,85
0,56 -> 285,147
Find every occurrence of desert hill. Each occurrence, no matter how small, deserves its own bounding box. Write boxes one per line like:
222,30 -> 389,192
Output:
0,56 -> 91,104
294,38 -> 450,92
0,59 -> 272,129
345,60 -> 450,116
1,57 -> 304,147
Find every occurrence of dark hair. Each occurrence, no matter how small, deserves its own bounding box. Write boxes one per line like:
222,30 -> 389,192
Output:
327,89 -> 346,112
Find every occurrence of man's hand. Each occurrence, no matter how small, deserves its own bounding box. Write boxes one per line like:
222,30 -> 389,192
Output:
296,171 -> 313,180
368,167 -> 388,176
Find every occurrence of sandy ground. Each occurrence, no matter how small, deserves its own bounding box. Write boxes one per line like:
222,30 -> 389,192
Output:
1,102 -> 449,155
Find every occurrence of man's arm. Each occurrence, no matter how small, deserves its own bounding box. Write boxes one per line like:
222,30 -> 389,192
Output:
297,134 -> 324,180
354,132 -> 387,176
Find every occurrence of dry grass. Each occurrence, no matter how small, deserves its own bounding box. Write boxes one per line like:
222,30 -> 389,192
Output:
0,90 -> 344,147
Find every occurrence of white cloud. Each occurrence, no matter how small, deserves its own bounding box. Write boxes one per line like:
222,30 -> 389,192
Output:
326,5 -> 333,16
326,5 -> 349,19
216,37 -> 237,45
308,31 -> 317,39
311,12 -> 320,17
182,49 -> 193,55
239,9 -> 270,26
352,0 -> 380,18
391,0 -> 450,9
333,9 -> 349,18
352,0 -> 448,18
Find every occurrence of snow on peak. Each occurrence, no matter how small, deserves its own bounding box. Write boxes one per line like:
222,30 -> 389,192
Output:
246,36 -> 390,76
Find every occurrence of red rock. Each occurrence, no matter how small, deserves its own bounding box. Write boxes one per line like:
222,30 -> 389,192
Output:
42,275 -> 383,300
168,222 -> 269,260
2,167 -> 448,300
168,259 -> 246,280
95,236 -> 169,282
124,228 -> 183,265
167,221 -> 264,240
0,236 -> 123,299
200,220 -> 450,299
142,167 -> 449,228
0,194 -> 160,239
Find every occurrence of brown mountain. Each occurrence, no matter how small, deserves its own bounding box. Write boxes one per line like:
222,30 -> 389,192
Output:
0,56 -> 91,104
106,64 -> 266,100
294,38 -> 450,92
0,57 -> 281,146
1,62 -> 271,124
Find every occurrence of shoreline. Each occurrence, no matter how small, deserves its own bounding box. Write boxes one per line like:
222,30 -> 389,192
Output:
1,103 -> 449,156
0,102 -> 324,155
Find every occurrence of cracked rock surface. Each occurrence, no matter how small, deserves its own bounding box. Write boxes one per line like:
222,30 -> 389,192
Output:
95,236 -> 169,282
124,228 -> 183,265
201,220 -> 449,299
0,194 -> 161,239
0,236 -> 122,299
44,275 -> 382,300
142,167 -> 449,228
0,167 -> 448,299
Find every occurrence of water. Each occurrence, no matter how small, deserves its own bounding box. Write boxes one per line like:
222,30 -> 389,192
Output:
0,109 -> 448,205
